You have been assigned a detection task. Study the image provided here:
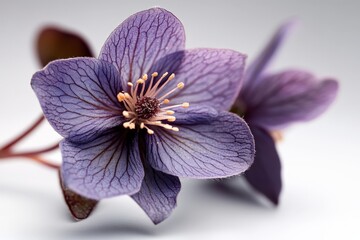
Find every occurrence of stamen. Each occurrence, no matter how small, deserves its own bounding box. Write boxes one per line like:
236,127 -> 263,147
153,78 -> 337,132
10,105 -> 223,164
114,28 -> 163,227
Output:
152,73 -> 176,97
123,111 -> 130,118
117,93 -> 125,102
158,82 -> 185,100
182,102 -> 190,108
167,116 -> 176,122
162,102 -> 190,110
146,72 -> 168,96
118,71 -> 187,135
177,82 -> 184,89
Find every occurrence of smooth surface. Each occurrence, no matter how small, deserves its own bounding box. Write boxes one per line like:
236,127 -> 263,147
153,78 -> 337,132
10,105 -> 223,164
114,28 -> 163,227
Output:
0,0 -> 359,239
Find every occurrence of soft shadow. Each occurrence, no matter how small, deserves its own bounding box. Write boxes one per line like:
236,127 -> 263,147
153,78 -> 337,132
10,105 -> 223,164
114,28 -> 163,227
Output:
62,223 -> 155,239
0,183 -> 56,202
195,177 -> 274,208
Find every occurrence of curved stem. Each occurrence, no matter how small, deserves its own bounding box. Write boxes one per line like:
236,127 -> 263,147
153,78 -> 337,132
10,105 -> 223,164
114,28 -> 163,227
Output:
26,155 -> 60,169
3,142 -> 60,158
1,115 -> 45,151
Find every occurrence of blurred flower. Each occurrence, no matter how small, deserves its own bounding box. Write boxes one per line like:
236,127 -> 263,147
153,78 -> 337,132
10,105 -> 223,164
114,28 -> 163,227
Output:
232,21 -> 339,204
31,8 -> 255,224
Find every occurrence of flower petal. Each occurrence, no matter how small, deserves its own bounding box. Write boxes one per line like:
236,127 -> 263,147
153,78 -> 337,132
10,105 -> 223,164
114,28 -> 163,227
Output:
59,170 -> 98,220
245,70 -> 339,130
36,26 -> 93,67
60,129 -> 144,200
99,8 -> 185,86
146,106 -> 255,178
244,125 -> 282,205
243,20 -> 295,93
131,162 -> 180,225
31,58 -> 124,143
152,49 -> 246,111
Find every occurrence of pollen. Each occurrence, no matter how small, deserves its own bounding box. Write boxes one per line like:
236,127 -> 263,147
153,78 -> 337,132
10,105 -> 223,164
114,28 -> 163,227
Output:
117,71 -> 189,134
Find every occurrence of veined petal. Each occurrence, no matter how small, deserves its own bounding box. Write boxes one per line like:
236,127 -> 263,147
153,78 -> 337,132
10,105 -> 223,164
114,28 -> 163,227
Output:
153,49 -> 246,111
244,125 -> 282,205
99,8 -> 185,87
146,106 -> 255,178
243,20 -> 296,93
31,58 -> 124,143
245,70 -> 339,130
60,129 -> 144,200
131,162 -> 180,225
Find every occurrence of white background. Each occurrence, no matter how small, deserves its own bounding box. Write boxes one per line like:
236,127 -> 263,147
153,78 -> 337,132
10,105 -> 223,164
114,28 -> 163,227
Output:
0,0 -> 359,239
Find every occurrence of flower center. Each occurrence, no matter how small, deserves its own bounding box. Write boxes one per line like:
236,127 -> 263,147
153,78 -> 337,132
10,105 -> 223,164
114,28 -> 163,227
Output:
134,97 -> 160,119
117,72 -> 189,134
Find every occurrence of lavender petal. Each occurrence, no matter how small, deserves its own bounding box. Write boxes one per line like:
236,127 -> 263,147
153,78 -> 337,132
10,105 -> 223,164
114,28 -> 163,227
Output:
99,8 -> 185,86
60,129 -> 144,200
146,106 -> 255,178
131,162 -> 180,224
153,49 -> 246,111
31,58 -> 124,143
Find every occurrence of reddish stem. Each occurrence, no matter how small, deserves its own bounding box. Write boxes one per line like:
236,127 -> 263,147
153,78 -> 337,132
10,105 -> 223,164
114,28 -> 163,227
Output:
3,142 -> 60,158
1,115 -> 45,151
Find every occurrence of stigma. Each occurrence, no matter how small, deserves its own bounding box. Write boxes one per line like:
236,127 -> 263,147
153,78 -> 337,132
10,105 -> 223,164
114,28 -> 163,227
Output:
117,72 -> 189,134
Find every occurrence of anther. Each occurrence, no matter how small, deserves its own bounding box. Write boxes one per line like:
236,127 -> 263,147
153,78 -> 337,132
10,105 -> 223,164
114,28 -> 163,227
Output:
122,111 -> 130,118
168,73 -> 175,81
163,124 -> 173,129
163,99 -> 170,104
117,93 -> 125,102
142,74 -> 148,80
127,82 -> 133,87
166,110 -> 175,115
137,79 -> 145,84
177,82 -> 184,89
152,72 -> 158,77
167,116 -> 176,122
172,127 -> 179,132
182,102 -> 190,108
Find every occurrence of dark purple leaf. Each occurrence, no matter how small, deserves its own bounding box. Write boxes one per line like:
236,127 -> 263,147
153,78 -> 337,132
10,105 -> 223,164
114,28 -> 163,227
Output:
59,170 -> 98,220
245,125 -> 282,205
37,26 -> 93,67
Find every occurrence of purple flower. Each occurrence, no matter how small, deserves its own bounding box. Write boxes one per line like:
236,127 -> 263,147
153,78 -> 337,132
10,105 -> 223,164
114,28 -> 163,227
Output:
31,8 -> 255,224
233,21 -> 339,204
